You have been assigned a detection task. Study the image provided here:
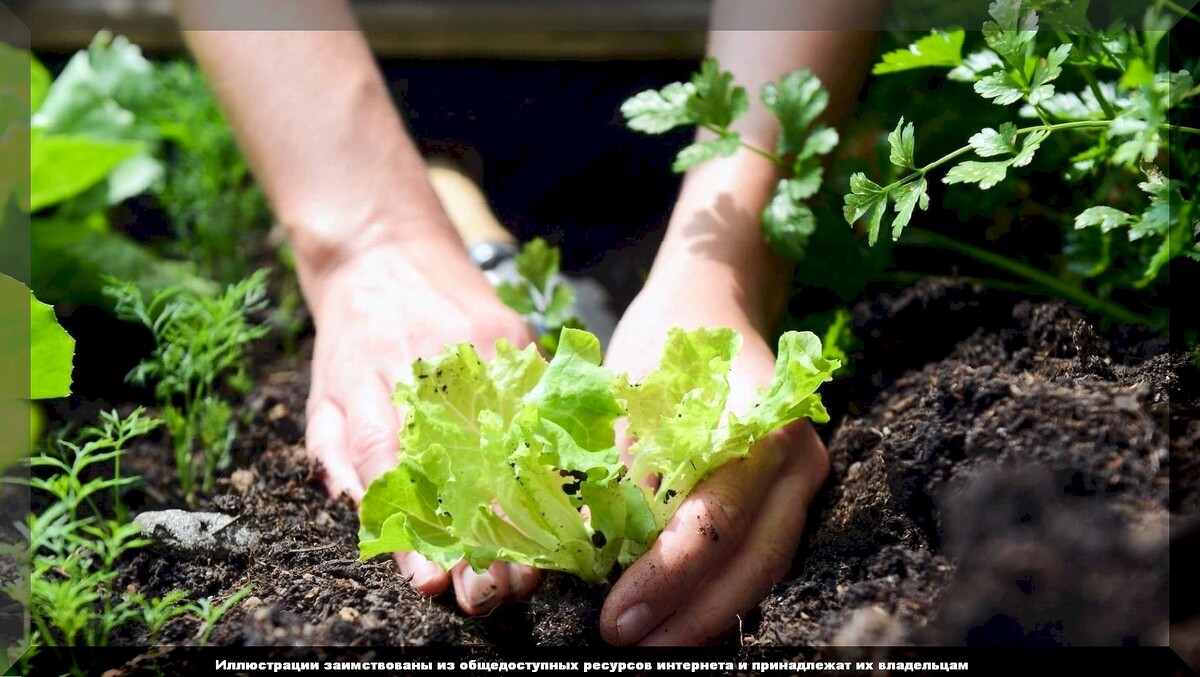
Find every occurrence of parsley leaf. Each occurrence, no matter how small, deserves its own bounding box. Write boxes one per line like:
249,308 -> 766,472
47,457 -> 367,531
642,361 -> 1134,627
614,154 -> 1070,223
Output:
982,0 -> 1039,64
687,58 -> 749,130
943,160 -> 1013,189
673,133 -> 741,173
620,82 -> 697,134
844,173 -> 891,245
762,69 -> 828,155
873,30 -> 966,75
888,117 -> 918,170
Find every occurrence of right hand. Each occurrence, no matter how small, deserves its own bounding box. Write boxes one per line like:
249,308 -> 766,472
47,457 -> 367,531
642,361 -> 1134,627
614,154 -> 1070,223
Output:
299,235 -> 541,614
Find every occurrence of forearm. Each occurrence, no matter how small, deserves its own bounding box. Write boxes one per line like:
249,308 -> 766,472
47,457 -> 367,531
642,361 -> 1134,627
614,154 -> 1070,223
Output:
650,0 -> 885,333
175,1 -> 464,284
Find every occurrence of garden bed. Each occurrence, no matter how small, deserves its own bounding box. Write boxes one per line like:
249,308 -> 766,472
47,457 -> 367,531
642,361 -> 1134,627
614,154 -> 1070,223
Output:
72,278 -> 1195,661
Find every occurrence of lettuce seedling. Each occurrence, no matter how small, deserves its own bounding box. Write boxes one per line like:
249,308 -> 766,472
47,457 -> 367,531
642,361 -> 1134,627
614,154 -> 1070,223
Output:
359,327 -> 837,583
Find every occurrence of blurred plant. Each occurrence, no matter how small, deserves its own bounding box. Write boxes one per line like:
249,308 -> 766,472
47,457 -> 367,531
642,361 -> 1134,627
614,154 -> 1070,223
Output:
21,35 -> 216,311
495,238 -> 586,354
105,270 -> 270,500
149,61 -> 271,284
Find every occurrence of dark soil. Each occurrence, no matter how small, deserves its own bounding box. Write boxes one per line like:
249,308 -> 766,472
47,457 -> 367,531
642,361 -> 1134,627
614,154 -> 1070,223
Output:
63,280 -> 1200,661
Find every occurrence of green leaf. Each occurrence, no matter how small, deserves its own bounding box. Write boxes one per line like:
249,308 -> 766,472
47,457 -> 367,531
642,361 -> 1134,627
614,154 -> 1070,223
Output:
0,276 -> 75,400
672,133 -> 741,173
31,57 -> 50,113
687,58 -> 749,130
1012,128 -> 1049,167
969,122 -> 1020,157
974,72 -> 1025,105
887,117 -> 917,170
34,31 -> 156,140
891,177 -> 930,240
29,131 -> 143,212
1119,57 -> 1154,89
513,237 -> 559,292
525,330 -> 623,453
621,82 -> 697,134
542,283 -> 575,327
1027,43 -> 1072,105
623,329 -> 838,525
843,173 -> 890,246
761,68 -> 828,155
1074,205 -> 1133,233
949,49 -> 1005,82
763,180 -> 818,260
29,287 -> 75,399
873,30 -> 966,74
943,160 -> 1011,189
798,125 -> 839,161
496,280 -> 537,316
982,0 -> 1039,63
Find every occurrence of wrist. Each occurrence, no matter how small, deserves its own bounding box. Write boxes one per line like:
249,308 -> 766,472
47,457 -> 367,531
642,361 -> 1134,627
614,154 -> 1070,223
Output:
648,160 -> 792,336
294,225 -> 498,323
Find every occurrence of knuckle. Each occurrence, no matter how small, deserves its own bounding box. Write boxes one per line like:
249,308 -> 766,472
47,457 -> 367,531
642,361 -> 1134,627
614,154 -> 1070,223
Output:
348,424 -> 396,462
693,488 -> 745,539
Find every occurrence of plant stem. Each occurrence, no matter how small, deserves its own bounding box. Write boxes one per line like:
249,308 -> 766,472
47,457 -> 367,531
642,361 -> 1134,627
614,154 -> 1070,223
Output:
903,228 -> 1155,326
878,120 -> 1200,196
1160,0 -> 1200,23
700,123 -> 784,168
1079,67 -> 1118,119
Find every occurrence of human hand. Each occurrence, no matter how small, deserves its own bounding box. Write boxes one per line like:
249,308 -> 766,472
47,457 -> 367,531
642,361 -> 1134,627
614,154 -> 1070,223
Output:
299,236 -> 541,614
599,270 -> 831,646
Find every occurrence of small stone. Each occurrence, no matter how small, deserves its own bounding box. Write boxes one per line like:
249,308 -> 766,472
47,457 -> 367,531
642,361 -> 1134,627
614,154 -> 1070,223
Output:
230,469 -> 256,495
304,586 -> 320,600
831,606 -> 902,647
133,510 -> 258,556
268,403 -> 289,421
243,596 -> 264,610
338,606 -> 361,623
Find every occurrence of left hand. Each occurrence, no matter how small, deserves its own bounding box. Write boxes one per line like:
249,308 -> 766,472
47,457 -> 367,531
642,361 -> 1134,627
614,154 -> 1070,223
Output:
598,269 -> 831,646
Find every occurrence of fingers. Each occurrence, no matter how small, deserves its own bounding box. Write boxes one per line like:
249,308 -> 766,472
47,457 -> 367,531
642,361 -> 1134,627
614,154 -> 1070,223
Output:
638,422 -> 828,646
340,373 -> 404,486
305,398 -> 364,502
450,560 -> 541,615
600,426 -> 788,646
395,551 -> 451,596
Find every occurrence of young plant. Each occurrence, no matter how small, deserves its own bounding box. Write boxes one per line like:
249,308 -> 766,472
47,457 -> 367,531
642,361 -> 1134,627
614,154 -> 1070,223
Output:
106,270 -> 270,500
622,59 -> 839,259
495,238 -> 585,354
15,408 -> 194,649
188,585 -> 253,646
359,327 -> 837,583
845,0 -> 1198,320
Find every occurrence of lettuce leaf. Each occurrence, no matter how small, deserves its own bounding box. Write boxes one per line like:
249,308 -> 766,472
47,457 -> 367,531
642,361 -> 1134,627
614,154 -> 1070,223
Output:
359,327 -> 838,583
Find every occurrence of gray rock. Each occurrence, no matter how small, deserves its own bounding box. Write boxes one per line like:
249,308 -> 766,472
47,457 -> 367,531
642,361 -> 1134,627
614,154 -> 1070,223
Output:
133,510 -> 258,556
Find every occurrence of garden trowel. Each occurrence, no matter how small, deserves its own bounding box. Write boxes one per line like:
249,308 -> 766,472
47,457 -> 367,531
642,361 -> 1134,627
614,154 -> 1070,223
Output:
426,159 -> 617,349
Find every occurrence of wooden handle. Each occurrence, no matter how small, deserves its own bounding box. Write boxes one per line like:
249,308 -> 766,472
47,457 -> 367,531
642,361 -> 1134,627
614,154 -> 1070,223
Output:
426,158 -> 515,247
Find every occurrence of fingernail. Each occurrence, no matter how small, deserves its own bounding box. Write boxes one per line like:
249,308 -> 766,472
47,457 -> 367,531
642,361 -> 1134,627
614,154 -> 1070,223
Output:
463,569 -> 500,609
412,561 -> 442,590
616,603 -> 654,645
